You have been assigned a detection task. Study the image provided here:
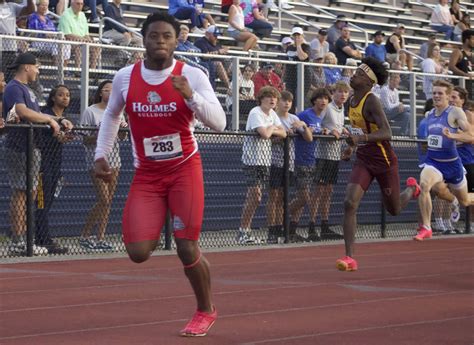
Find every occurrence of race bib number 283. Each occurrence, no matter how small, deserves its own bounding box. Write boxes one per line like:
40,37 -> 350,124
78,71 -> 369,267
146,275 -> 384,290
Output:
143,133 -> 183,161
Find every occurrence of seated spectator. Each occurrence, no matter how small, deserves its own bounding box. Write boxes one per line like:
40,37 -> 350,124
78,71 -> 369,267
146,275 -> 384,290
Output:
365,30 -> 386,63
421,43 -> 448,99
241,0 -> 273,38
48,0 -> 66,15
192,0 -> 216,28
58,0 -> 101,70
221,0 -> 232,14
227,0 -> 258,52
0,0 -> 35,82
322,52 -> 341,87
334,26 -> 362,65
454,14 -> 470,42
310,56 -> 326,89
310,28 -> 329,61
176,24 -> 210,75
281,36 -> 293,53
340,58 -> 357,85
27,0 -> 72,67
168,0 -> 207,34
327,15 -> 347,52
380,73 -> 410,136
385,23 -> 413,70
253,62 -> 284,96
430,0 -> 455,40
84,0 -> 108,23
450,0 -> 463,29
194,25 -> 231,89
449,29 -> 473,96
419,33 -> 437,59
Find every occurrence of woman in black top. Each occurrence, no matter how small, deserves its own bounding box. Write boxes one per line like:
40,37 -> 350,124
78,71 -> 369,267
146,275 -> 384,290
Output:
35,85 -> 73,254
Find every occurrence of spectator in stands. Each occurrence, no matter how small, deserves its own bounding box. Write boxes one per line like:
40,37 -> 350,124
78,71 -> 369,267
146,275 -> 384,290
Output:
48,0 -> 66,15
0,0 -> 35,82
380,73 -> 410,136
58,0 -> 101,70
430,0 -> 454,41
327,14 -> 348,52
266,91 -> 306,243
322,52 -> 341,88
419,33 -> 437,59
35,85 -> 73,255
308,81 -> 349,241
340,58 -> 357,85
238,86 -> 287,244
241,0 -> 273,39
365,30 -> 386,63
194,25 -> 231,90
27,0 -> 72,67
334,26 -> 362,66
253,62 -> 284,96
310,56 -> 326,89
227,0 -> 258,52
221,0 -> 232,14
284,26 -> 311,111
193,0 -> 216,27
421,43 -> 448,99
103,0 -> 144,54
454,14 -> 470,42
289,87 -> 330,242
3,53 -> 71,255
450,0 -> 464,27
0,71 -> 5,115
281,36 -> 293,53
79,80 -> 127,251
176,24 -> 210,75
225,64 -> 256,115
449,29 -> 473,96
309,28 -> 329,61
84,0 -> 109,23
168,0 -> 207,34
385,23 -> 413,71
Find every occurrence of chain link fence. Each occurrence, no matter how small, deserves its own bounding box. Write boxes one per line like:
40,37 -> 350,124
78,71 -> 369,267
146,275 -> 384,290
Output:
0,126 -> 470,257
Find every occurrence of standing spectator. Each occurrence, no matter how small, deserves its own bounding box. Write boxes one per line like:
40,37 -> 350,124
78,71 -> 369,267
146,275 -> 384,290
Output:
449,29 -> 473,97
327,14 -> 348,52
421,43 -> 448,99
430,0 -> 454,41
3,53 -> 71,254
176,24 -> 210,75
288,88 -> 330,242
103,0 -> 143,51
35,85 -> 73,255
253,62 -> 284,96
419,33 -> 437,59
380,73 -> 410,136
309,28 -> 329,61
58,0 -> 101,70
79,80 -> 127,251
238,86 -> 287,244
227,0 -> 258,52
241,0 -> 273,39
334,26 -> 362,66
84,0 -> 109,23
227,64 -> 257,115
284,26 -> 311,111
27,0 -> 71,67
266,91 -> 307,243
365,30 -> 386,63
454,14 -> 470,42
194,25 -> 231,90
385,23 -> 413,71
308,81 -> 349,241
0,0 -> 35,82
322,52 -> 342,88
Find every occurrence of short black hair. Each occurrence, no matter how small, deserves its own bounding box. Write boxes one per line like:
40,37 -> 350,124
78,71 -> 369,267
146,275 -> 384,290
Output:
141,11 -> 180,38
461,29 -> 474,45
46,84 -> 70,108
361,56 -> 388,86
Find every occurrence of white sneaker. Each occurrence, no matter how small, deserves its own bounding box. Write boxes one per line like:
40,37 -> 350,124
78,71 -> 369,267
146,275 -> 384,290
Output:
237,229 -> 256,244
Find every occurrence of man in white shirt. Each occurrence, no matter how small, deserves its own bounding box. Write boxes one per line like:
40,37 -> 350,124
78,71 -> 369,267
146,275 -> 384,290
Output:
380,73 -> 410,136
310,28 -> 329,61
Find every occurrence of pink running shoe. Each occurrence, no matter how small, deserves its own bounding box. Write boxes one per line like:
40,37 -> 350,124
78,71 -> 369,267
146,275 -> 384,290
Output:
336,256 -> 358,271
413,225 -> 433,241
180,308 -> 217,337
406,177 -> 421,199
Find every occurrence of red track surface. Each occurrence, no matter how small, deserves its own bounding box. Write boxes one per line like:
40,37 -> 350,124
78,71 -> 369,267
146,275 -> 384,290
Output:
1,237 -> 473,345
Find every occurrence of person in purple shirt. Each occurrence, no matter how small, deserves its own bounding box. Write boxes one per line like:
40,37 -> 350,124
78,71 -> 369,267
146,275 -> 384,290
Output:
364,31 -> 387,63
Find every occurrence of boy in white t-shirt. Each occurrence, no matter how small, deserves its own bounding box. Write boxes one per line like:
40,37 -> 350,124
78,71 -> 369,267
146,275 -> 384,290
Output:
238,86 -> 287,244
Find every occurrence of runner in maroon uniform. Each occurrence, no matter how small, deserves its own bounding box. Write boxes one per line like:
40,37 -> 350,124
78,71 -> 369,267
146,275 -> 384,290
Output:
94,12 -> 226,337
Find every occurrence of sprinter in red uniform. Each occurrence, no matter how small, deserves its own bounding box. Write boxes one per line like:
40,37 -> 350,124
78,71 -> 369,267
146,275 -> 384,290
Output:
94,12 -> 226,337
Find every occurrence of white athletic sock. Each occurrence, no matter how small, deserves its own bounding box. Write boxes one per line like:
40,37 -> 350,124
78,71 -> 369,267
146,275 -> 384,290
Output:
435,217 -> 446,230
443,219 -> 453,230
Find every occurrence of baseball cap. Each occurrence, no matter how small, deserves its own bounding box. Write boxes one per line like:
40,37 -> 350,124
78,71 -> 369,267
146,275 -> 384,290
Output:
206,25 -> 221,37
281,36 -> 294,45
335,14 -> 348,22
291,27 -> 304,35
318,28 -> 328,35
373,30 -> 385,37
8,52 -> 38,69
396,23 -> 405,29
262,62 -> 274,69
